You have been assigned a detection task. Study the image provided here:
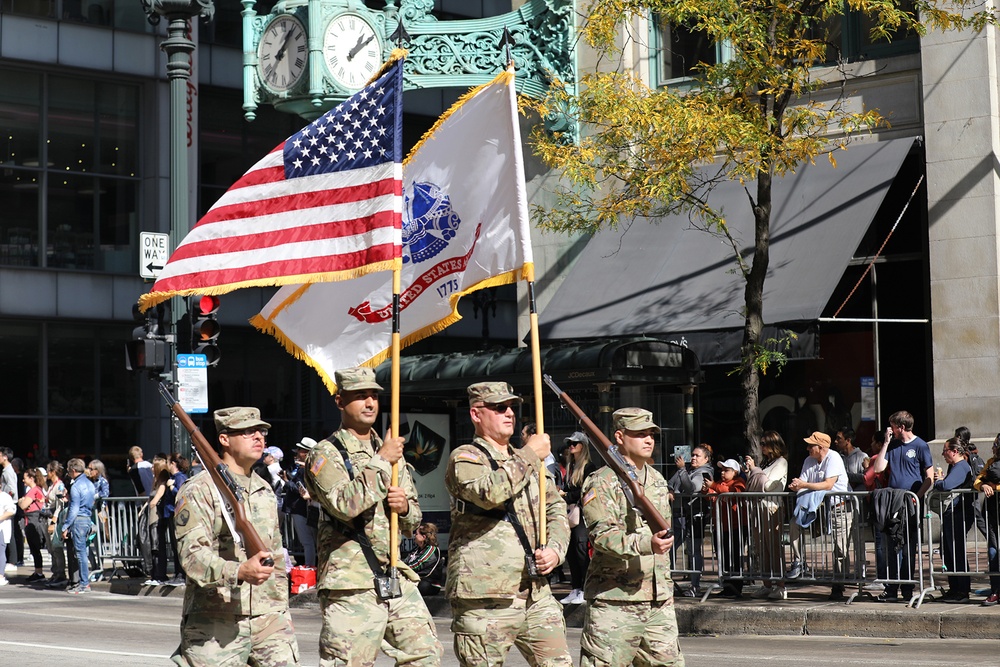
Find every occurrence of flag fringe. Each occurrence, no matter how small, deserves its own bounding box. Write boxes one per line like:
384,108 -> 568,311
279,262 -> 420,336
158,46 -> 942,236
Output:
403,68 -> 516,167
249,313 -> 340,395
257,265 -> 525,395
368,48 -> 408,87
138,258 -> 402,312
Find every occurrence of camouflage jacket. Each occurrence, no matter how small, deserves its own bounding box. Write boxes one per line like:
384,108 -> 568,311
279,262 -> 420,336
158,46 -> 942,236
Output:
581,465 -> 673,602
445,436 -> 569,600
173,468 -> 288,617
304,428 -> 422,591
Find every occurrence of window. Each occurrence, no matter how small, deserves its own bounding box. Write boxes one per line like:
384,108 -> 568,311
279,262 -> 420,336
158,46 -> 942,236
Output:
0,0 -> 154,32
808,1 -> 918,64
0,69 -> 140,271
198,87 -> 302,216
653,3 -> 919,86
656,20 -> 719,85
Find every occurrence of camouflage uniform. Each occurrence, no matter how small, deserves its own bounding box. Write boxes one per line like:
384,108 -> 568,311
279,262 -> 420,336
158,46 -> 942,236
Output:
304,367 -> 442,667
579,408 -> 684,667
446,382 -> 572,667
172,407 -> 299,667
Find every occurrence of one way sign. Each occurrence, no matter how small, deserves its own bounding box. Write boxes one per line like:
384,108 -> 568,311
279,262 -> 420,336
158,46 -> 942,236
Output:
140,232 -> 170,280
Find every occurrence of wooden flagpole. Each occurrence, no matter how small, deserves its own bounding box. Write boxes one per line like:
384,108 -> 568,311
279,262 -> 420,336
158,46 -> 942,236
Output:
390,267 -> 401,567
525,263 -> 546,547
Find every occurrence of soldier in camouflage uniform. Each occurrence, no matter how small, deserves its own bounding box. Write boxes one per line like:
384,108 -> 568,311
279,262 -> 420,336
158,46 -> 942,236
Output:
303,367 -> 442,667
445,381 -> 572,667
579,408 -> 684,667
172,406 -> 299,667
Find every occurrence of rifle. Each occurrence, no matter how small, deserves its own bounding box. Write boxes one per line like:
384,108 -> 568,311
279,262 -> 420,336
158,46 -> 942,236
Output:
542,375 -> 671,534
157,382 -> 274,567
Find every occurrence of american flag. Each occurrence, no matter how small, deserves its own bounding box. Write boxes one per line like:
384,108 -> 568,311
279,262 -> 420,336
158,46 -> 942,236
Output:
139,58 -> 404,312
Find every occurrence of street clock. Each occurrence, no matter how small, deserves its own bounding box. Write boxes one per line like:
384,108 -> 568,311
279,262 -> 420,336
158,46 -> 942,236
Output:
257,13 -> 308,93
322,11 -> 384,92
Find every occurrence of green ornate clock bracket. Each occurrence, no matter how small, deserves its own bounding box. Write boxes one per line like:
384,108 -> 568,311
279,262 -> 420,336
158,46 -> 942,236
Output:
241,0 -> 575,135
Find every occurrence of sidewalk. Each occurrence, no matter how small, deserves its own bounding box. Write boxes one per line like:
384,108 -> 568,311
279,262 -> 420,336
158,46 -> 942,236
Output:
12,562 -> 998,640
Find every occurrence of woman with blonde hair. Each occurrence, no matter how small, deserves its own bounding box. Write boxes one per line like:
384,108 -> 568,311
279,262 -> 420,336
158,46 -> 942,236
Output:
560,431 -> 597,605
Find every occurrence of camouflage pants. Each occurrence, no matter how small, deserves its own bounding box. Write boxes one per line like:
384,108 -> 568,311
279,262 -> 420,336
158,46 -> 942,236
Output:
173,610 -> 300,667
450,594 -> 572,667
318,581 -> 443,667
581,599 -> 684,667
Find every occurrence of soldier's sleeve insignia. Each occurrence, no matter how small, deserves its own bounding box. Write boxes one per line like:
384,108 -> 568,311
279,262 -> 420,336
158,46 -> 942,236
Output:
455,451 -> 480,463
310,455 -> 327,476
582,489 -> 597,506
174,497 -> 187,525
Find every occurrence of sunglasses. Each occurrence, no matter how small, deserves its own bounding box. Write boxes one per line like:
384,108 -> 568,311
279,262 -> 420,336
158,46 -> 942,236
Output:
476,402 -> 516,413
228,427 -> 268,438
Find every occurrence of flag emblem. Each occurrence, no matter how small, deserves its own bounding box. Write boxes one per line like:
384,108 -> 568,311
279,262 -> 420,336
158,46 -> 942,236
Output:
403,182 -> 461,264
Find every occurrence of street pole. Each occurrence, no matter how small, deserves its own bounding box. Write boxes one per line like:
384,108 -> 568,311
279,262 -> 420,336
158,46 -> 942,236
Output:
141,0 -> 215,455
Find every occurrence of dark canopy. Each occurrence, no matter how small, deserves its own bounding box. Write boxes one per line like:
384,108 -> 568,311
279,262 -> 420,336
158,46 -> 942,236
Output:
538,137 -> 916,363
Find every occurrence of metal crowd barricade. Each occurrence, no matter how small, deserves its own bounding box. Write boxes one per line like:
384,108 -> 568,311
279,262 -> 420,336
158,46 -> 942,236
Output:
780,491 -> 866,598
669,491 -> 717,599
869,488 -> 929,607
923,487 -> 993,605
706,490 -> 869,603
99,496 -> 150,578
708,491 -> 791,597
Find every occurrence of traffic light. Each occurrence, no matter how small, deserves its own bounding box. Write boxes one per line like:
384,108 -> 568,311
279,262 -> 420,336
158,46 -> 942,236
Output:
126,303 -> 168,373
190,295 -> 221,366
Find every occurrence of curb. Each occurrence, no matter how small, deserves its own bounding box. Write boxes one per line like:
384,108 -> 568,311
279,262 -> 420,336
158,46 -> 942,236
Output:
59,572 -> 1000,640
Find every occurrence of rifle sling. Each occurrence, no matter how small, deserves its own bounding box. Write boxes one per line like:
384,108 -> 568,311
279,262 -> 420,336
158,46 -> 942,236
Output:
323,437 -> 390,580
465,442 -> 536,560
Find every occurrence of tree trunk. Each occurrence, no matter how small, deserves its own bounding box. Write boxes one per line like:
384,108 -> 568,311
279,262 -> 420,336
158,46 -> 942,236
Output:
741,168 -> 772,460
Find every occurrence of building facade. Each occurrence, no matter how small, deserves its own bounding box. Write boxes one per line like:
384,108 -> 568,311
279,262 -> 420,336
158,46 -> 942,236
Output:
0,1 -> 995,491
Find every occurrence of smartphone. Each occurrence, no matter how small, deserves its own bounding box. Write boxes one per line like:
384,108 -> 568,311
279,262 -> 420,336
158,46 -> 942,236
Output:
673,445 -> 691,463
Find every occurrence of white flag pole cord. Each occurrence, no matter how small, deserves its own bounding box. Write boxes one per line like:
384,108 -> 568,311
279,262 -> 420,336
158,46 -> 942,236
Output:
390,267 -> 401,568
525,265 -> 546,547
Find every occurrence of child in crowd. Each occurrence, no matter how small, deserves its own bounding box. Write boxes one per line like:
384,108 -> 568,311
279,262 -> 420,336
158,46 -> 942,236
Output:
703,459 -> 746,598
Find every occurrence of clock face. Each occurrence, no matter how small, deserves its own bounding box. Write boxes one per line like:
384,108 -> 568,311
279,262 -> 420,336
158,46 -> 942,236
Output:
257,15 -> 308,93
322,12 -> 383,91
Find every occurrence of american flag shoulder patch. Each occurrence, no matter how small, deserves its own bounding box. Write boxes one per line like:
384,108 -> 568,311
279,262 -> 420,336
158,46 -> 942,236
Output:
310,455 -> 327,476
454,451 -> 481,463
582,489 -> 597,506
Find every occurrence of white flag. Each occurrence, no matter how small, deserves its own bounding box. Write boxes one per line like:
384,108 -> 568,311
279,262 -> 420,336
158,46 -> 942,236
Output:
252,69 -> 533,393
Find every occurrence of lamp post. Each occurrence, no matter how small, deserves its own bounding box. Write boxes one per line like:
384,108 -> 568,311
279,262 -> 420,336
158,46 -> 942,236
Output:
140,0 -> 215,454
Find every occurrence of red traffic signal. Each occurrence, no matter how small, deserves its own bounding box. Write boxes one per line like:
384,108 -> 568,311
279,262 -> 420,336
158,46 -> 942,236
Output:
190,295 -> 221,366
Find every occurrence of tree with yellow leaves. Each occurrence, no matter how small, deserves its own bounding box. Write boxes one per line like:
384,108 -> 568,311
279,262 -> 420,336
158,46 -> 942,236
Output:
528,0 -> 994,457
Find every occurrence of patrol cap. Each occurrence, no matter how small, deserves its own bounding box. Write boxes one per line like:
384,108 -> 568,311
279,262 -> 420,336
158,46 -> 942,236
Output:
804,431 -> 831,449
467,381 -> 523,406
296,437 -> 318,451
335,367 -> 383,393
565,431 -> 590,446
612,407 -> 660,434
214,406 -> 271,434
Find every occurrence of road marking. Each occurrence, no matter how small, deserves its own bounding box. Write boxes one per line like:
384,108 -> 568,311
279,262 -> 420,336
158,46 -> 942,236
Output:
0,640 -> 171,659
1,606 -> 178,628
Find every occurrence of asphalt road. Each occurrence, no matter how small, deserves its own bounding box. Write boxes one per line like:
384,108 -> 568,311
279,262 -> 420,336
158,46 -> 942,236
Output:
1,584 -> 997,665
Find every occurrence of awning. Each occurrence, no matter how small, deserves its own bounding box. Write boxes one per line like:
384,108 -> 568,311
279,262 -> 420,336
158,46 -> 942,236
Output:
375,337 -> 703,395
538,137 -> 916,364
